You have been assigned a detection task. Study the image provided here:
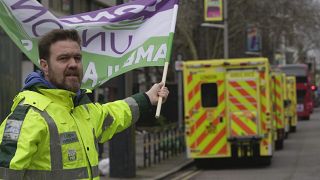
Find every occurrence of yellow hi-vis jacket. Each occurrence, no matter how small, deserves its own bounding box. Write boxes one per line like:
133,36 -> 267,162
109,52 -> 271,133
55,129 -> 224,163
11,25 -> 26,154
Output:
0,88 -> 150,180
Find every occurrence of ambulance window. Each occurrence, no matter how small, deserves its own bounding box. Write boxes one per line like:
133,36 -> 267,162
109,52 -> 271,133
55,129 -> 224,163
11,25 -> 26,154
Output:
201,83 -> 218,107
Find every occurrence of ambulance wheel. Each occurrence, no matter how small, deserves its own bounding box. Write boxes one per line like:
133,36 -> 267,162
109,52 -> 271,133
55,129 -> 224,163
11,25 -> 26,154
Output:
290,126 -> 296,133
285,132 -> 289,139
194,159 -> 207,169
305,115 -> 310,120
275,139 -> 284,150
259,156 -> 272,166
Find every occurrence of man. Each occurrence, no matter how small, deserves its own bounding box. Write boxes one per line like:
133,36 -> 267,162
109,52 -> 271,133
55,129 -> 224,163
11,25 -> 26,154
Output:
0,29 -> 169,180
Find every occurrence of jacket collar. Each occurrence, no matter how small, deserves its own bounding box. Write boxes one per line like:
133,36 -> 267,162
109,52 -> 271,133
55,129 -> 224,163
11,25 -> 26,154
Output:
23,71 -> 92,108
38,88 -> 76,110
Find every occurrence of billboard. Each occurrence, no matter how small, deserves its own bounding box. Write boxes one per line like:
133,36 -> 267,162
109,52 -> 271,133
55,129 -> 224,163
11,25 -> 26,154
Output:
246,25 -> 261,52
204,0 -> 223,21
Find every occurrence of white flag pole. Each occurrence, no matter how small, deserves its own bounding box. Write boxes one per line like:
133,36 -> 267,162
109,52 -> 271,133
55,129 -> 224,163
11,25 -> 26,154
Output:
155,62 -> 169,118
155,4 -> 178,118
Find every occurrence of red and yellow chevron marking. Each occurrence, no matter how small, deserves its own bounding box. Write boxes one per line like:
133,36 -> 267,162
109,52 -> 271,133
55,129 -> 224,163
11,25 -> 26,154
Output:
190,115 -> 221,149
275,104 -> 283,126
228,78 -> 259,137
189,112 -> 207,138
259,72 -> 270,149
188,82 -> 200,101
200,127 -> 227,155
274,76 -> 285,129
183,59 -> 273,158
229,81 -> 258,104
231,114 -> 257,136
185,72 -> 202,117
187,73 -> 193,84
186,77 -> 228,157
286,76 -> 298,128
229,97 -> 249,111
188,101 -> 201,117
259,72 -> 267,129
228,80 -> 258,108
217,144 -> 228,155
193,111 -> 227,156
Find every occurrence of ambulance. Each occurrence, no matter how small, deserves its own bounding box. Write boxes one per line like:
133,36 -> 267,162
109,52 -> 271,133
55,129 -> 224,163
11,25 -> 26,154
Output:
183,58 -> 274,165
282,73 -> 291,138
270,71 -> 286,150
286,76 -> 298,132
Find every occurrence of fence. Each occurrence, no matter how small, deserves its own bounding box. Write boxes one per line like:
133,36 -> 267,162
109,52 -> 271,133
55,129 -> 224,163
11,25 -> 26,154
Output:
136,123 -> 185,168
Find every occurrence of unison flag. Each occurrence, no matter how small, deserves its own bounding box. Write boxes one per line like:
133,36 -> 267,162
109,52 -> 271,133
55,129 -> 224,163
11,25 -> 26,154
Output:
0,0 -> 178,89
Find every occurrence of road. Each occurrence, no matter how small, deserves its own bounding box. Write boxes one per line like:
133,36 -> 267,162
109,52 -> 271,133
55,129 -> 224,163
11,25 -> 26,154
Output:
170,108 -> 320,180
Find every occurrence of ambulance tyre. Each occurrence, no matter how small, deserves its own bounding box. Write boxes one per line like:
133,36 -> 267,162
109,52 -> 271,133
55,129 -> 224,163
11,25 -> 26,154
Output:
285,132 -> 289,139
194,159 -> 207,169
194,159 -> 218,169
194,158 -> 227,169
259,156 -> 272,166
275,139 -> 284,150
305,115 -> 310,120
290,126 -> 296,133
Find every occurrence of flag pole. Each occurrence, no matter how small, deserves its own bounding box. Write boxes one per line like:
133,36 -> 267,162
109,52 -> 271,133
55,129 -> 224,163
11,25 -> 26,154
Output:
155,61 -> 169,118
155,4 -> 178,118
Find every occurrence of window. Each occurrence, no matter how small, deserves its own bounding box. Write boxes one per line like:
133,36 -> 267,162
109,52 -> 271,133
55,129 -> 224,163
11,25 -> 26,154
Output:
201,83 -> 218,108
296,89 -> 306,100
295,76 -> 308,83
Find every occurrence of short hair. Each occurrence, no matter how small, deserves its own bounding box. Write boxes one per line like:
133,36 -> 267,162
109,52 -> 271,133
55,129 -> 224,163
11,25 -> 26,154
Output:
38,29 -> 81,61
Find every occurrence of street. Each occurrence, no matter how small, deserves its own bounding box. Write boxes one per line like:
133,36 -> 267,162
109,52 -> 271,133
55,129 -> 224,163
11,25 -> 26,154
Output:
171,108 -> 320,180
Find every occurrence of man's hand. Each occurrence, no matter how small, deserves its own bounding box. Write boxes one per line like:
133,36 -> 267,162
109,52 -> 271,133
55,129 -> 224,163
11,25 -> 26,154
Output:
146,82 -> 169,105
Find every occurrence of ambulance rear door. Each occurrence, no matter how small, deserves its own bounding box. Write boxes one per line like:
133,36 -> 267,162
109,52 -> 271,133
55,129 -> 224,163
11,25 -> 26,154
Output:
184,65 -> 229,158
226,69 -> 261,140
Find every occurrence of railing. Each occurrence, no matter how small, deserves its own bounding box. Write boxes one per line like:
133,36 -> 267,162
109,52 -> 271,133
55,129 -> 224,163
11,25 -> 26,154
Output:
136,124 -> 185,168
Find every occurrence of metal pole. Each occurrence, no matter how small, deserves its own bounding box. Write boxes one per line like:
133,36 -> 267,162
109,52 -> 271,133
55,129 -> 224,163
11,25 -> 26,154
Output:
176,56 -> 183,129
177,71 -> 183,129
223,0 -> 229,59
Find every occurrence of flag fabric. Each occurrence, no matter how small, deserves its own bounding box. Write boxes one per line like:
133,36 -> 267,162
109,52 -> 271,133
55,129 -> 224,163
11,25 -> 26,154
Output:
0,0 -> 178,89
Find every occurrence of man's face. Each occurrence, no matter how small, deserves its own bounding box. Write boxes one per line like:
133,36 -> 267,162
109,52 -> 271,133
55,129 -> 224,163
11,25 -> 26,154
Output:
40,40 -> 83,93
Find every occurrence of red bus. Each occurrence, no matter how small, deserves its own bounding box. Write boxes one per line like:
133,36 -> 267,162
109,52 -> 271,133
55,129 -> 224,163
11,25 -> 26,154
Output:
279,64 -> 315,120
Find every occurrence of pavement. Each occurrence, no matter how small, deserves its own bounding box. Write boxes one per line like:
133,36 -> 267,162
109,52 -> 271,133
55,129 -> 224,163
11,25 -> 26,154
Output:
100,132 -> 193,180
101,154 -> 193,180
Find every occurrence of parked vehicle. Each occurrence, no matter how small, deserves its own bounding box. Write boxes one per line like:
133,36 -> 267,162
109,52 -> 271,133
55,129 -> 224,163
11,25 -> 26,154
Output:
285,76 -> 298,132
279,64 -> 315,120
182,58 -> 274,165
270,71 -> 286,149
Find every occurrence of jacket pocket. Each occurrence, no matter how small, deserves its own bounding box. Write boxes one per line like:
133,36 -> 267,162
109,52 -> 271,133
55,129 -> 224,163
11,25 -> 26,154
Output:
60,131 -> 84,166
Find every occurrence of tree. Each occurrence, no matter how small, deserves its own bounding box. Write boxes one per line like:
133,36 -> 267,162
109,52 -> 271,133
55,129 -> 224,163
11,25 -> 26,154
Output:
171,0 -> 320,63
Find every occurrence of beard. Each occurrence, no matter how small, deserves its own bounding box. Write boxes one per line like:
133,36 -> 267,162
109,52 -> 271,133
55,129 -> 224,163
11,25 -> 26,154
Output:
48,67 -> 83,93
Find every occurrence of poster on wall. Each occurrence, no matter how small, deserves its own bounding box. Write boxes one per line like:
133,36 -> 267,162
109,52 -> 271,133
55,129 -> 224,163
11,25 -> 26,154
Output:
204,0 -> 223,21
246,25 -> 261,52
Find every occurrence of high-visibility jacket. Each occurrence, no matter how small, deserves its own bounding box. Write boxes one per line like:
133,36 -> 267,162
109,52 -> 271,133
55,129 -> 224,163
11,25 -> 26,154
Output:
0,88 -> 151,180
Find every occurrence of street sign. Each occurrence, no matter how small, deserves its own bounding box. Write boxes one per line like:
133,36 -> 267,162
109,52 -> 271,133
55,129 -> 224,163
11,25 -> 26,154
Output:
175,60 -> 183,71
204,0 -> 223,21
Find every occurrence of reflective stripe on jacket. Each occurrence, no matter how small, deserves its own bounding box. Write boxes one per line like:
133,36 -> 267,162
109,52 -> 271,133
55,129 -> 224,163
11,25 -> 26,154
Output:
0,88 -> 149,180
